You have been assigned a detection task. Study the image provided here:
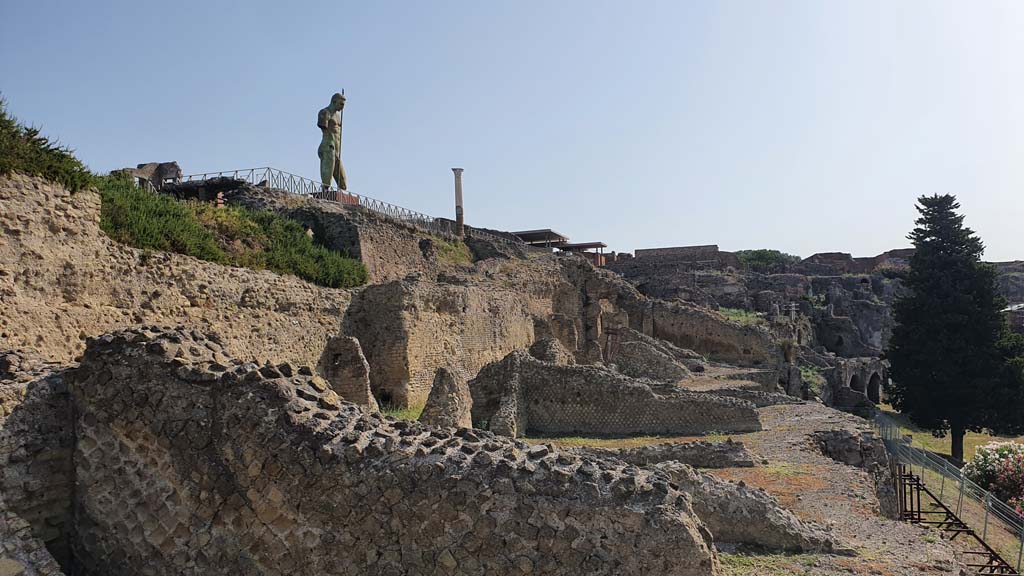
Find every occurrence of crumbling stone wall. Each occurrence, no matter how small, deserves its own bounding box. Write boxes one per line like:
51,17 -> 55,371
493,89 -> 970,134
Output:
68,327 -> 720,575
343,276 -> 540,407
0,351 -> 74,571
0,173 -> 352,368
813,429 -> 898,519
470,351 -> 761,438
651,300 -> 781,368
576,440 -> 756,469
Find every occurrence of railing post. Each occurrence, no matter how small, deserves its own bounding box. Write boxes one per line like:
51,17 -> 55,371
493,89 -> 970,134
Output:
982,492 -> 990,540
1017,522 -> 1023,572
939,472 -> 945,500
957,477 -> 965,516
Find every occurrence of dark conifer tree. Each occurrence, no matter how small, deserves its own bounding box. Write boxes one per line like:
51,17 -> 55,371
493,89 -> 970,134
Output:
886,194 -> 1021,462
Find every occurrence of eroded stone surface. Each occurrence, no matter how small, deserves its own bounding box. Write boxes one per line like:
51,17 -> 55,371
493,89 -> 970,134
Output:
576,440 -> 756,469
318,335 -> 379,412
470,350 -> 761,438
67,327 -> 720,575
418,367 -> 472,429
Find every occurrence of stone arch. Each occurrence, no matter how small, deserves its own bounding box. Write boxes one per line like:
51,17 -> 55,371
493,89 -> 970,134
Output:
867,372 -> 882,404
849,373 -> 864,393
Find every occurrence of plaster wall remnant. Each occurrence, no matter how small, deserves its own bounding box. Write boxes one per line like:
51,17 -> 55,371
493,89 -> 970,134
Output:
470,350 -> 761,438
67,327 -> 722,576
317,335 -> 379,412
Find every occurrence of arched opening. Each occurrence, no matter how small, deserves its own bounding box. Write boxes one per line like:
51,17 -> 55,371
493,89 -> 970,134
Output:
849,373 -> 864,392
867,373 -> 882,404
835,335 -> 845,349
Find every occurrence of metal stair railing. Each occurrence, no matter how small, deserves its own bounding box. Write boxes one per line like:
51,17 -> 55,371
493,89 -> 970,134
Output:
876,413 -> 1024,573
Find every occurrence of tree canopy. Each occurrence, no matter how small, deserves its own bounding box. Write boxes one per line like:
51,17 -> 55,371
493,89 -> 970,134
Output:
734,249 -> 801,274
886,194 -> 1024,462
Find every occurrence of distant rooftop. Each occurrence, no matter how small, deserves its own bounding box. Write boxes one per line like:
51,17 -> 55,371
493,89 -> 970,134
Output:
511,229 -> 569,246
556,242 -> 607,252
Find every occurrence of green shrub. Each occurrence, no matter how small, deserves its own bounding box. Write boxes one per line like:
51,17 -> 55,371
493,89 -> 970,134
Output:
719,307 -> 766,327
100,175 -> 226,262
734,249 -> 801,274
431,236 -> 473,264
0,97 -> 93,192
799,365 -> 826,396
98,176 -> 368,288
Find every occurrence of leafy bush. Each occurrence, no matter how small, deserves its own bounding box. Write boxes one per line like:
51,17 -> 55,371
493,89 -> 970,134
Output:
99,176 -> 368,288
719,307 -> 766,327
0,97 -> 93,192
799,365 -> 826,397
963,441 -> 1024,510
734,249 -> 801,274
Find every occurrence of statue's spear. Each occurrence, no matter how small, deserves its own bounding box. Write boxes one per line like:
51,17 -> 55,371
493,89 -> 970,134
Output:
339,88 -> 345,148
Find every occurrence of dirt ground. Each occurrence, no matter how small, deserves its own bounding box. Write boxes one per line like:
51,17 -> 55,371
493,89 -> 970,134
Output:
533,401 -> 966,575
710,402 -> 963,575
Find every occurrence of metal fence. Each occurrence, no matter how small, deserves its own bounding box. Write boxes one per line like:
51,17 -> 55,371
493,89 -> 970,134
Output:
180,167 -> 524,247
875,413 -> 1024,571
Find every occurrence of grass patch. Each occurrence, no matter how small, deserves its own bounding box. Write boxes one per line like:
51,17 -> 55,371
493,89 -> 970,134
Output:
799,365 -> 825,397
381,403 -> 424,421
880,405 -> 1024,461
431,236 -> 473,265
98,175 -> 368,288
524,432 -> 733,450
719,307 -> 767,327
0,97 -> 93,192
719,551 -> 817,575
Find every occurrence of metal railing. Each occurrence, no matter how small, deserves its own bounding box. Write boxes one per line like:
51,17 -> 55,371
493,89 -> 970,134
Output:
876,413 -> 1024,571
179,167 -> 524,246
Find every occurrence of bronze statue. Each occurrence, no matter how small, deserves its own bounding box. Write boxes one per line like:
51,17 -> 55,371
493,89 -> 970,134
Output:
318,92 -> 347,191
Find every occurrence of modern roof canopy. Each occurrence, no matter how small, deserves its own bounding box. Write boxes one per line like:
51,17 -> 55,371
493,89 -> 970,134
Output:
511,229 -> 569,246
556,242 -> 607,251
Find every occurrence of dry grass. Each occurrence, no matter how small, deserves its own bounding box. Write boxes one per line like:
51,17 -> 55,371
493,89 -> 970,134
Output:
524,432 -> 740,450
880,405 -> 1024,460
711,463 -> 831,512
718,551 -> 817,575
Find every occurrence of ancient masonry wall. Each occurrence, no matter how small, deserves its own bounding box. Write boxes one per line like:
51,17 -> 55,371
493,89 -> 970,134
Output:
471,352 -> 761,437
344,278 -> 539,407
68,327 -> 719,576
0,173 -> 352,367
0,351 -> 73,574
650,300 -> 781,368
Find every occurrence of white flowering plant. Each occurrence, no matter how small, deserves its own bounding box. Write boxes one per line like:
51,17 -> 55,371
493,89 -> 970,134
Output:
962,441 -> 1024,515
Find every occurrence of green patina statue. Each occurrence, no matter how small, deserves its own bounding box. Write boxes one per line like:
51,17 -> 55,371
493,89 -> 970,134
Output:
317,92 -> 347,191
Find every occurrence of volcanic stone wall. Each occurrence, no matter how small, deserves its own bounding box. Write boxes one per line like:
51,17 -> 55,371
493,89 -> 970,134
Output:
68,327 -> 719,576
0,351 -> 74,571
0,173 -> 352,368
470,351 -> 761,438
343,277 -> 539,407
651,300 -> 781,368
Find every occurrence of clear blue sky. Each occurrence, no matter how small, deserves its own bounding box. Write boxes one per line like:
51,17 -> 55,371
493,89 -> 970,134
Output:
3,1 -> 1023,261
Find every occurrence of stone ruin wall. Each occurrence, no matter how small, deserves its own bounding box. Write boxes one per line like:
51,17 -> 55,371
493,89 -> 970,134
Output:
0,352 -> 73,574
342,278 -> 543,407
0,173 -> 352,368
65,327 -> 720,576
470,351 -> 762,438
650,300 -> 781,368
